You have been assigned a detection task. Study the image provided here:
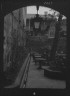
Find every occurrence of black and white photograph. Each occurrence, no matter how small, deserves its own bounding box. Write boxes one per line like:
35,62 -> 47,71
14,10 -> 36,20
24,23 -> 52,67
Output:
0,0 -> 69,95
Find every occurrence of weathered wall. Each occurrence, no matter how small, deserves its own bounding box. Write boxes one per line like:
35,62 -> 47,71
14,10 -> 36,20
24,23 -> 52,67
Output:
4,13 -> 12,71
4,7 -> 27,75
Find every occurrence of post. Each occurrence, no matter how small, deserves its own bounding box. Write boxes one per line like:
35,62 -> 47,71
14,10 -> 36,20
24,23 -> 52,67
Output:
36,5 -> 39,15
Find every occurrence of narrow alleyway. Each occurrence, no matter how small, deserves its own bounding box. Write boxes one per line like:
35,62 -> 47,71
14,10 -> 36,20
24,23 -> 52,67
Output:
25,57 -> 66,88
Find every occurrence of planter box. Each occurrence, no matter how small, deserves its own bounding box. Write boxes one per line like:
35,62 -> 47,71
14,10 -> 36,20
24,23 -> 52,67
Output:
42,66 -> 66,80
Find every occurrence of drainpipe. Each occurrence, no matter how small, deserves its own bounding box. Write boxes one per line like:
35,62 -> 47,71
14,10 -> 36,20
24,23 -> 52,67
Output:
11,12 -> 14,36
18,9 -> 21,46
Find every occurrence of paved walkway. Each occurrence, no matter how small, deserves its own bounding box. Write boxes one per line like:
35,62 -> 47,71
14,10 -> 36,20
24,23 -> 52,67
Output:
25,57 -> 66,88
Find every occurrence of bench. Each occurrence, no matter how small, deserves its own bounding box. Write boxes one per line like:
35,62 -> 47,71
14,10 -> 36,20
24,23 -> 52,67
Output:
35,58 -> 46,69
32,53 -> 41,61
32,53 -> 49,68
